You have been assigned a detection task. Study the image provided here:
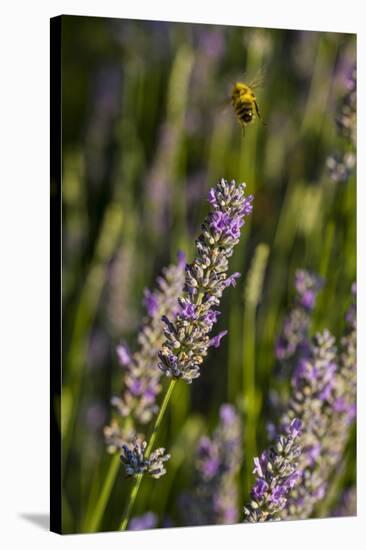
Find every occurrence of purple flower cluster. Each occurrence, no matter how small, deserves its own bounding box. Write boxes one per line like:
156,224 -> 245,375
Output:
335,283 -> 356,424
336,65 -> 356,145
243,418 -> 302,522
181,404 -> 242,525
158,179 -> 253,383
276,270 -> 323,364
327,64 -> 356,183
280,288 -> 357,520
120,437 -> 170,479
104,253 -> 186,452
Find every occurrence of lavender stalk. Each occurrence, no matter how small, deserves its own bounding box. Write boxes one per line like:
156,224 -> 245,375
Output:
86,254 -> 185,532
181,404 -> 242,525
120,178 -> 253,529
327,65 -> 356,183
159,178 -> 253,382
243,418 -> 302,522
275,269 -> 322,366
281,285 -> 356,520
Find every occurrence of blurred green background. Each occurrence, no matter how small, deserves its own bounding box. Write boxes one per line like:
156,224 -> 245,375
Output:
60,15 -> 356,533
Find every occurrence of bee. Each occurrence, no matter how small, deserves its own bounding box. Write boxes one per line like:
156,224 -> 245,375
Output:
231,80 -> 262,135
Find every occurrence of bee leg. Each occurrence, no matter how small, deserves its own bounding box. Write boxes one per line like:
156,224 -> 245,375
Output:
255,101 -> 266,126
241,124 -> 246,137
254,100 -> 261,119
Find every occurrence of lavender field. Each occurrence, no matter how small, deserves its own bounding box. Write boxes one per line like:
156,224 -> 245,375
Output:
60,16 -> 356,533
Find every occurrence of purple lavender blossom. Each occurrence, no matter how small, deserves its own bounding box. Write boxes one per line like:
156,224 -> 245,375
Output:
181,404 -> 242,526
116,344 -> 131,366
275,270 -> 322,365
327,64 -> 356,182
179,299 -> 197,320
243,419 -> 302,522
280,309 -> 357,520
225,272 -> 241,288
252,479 -> 269,499
220,404 -> 237,424
143,289 -> 159,317
104,253 -> 186,452
129,512 -> 157,531
204,309 -> 221,325
210,330 -> 228,349
159,179 -> 253,383
120,437 -> 170,479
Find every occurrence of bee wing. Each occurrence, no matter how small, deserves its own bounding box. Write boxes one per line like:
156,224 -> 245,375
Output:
248,64 -> 268,90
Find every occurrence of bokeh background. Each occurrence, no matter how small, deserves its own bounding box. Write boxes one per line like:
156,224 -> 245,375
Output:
60,15 -> 356,533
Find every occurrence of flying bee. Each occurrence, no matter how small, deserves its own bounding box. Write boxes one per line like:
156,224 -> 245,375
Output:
231,80 -> 262,135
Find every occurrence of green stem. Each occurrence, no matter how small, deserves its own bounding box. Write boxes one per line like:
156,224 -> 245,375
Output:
85,452 -> 121,532
119,379 -> 177,530
242,303 -> 257,498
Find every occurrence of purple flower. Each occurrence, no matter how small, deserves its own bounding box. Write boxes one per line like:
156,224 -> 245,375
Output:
143,288 -> 159,316
347,404 -> 356,422
244,420 -> 302,522
209,211 -> 231,234
180,301 -> 197,320
210,330 -> 228,348
177,250 -> 186,268
208,187 -> 218,207
319,382 -> 333,401
204,309 -> 221,325
105,252 -> 186,445
129,512 -> 157,531
182,404 -> 242,526
270,486 -> 286,504
275,270 -> 323,364
333,397 -> 347,412
253,456 -> 264,477
220,404 -> 237,425
307,443 -> 321,466
252,479 -> 268,499
116,344 -> 131,366
225,272 -> 241,288
129,379 -> 143,396
301,290 -> 316,310
120,438 -> 170,479
202,457 -> 220,478
288,418 -> 302,438
313,485 -> 326,500
159,180 -> 253,383
283,471 -> 301,490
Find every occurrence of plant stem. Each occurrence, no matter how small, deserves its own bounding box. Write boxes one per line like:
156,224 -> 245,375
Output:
85,452 -> 121,532
119,378 -> 177,530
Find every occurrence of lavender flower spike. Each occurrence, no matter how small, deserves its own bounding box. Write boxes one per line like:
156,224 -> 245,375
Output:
105,252 -> 186,452
243,418 -> 302,522
276,269 -> 323,363
280,313 -> 356,520
159,179 -> 253,383
181,404 -> 242,525
120,437 -> 170,479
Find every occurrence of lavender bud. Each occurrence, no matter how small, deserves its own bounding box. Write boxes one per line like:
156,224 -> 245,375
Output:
120,437 -> 170,479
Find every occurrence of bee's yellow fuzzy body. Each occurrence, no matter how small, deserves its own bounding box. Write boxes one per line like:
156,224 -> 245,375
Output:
231,82 -> 261,134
